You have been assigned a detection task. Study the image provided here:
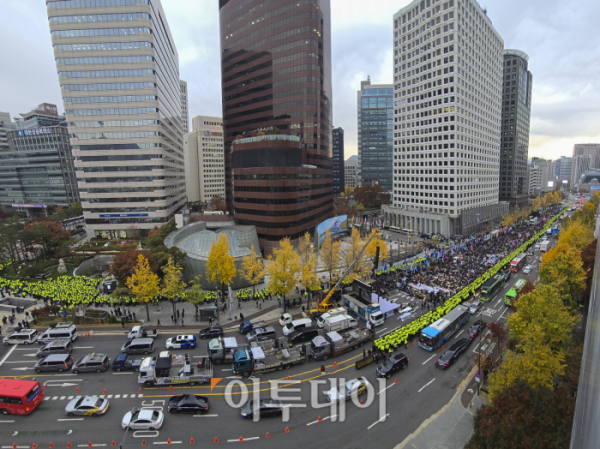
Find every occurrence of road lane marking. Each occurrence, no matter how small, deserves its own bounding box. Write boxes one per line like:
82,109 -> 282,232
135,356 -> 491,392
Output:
60,396 -> 66,400
367,413 -> 389,430
377,328 -> 388,334
422,354 -> 437,365
115,395 -> 121,398
307,414 -> 337,425
418,378 -> 436,393
77,444 -> 106,447
498,307 -> 508,321
454,330 -> 464,339
74,346 -> 94,349
194,414 -> 218,417
377,384 -> 395,395
226,376 -> 242,379
113,372 -> 133,375
221,369 -> 232,372
0,420 -> 15,423
192,355 -> 208,358
153,442 -> 182,445
226,437 -> 260,442
58,418 -> 84,421
107,395 -> 113,398
11,367 -> 32,371
1,360 -> 34,364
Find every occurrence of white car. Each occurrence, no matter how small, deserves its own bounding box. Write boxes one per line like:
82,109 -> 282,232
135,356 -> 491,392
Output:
165,335 -> 197,349
468,300 -> 482,315
523,265 -> 532,274
122,409 -> 164,430
279,313 -> 293,327
324,377 -> 370,403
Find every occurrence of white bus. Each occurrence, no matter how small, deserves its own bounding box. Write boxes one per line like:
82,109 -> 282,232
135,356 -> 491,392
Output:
389,226 -> 401,233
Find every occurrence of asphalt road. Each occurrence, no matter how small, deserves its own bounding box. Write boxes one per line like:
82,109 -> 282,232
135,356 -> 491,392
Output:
0,260 -> 542,449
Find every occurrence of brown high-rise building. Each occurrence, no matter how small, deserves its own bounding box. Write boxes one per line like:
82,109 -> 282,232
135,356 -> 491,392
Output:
219,0 -> 333,255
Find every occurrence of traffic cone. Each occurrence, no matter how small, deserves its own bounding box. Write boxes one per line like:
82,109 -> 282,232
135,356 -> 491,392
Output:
45,384 -> 48,389
111,441 -> 116,447
103,388 -> 107,395
285,426 -> 290,433
167,439 -> 171,445
49,443 -> 55,449
238,437 -> 244,442
32,444 -> 38,449
317,415 -> 323,422
441,346 -> 445,351
88,441 -> 92,447
139,388 -> 142,394
190,438 -> 194,444
141,441 -> 146,446
265,432 -> 270,439
76,387 -> 80,393
332,361 -> 337,366
286,376 -> 290,380
169,385 -> 173,391
214,437 -> 218,443
67,443 -> 72,449
394,378 -> 398,384
12,443 -> 16,449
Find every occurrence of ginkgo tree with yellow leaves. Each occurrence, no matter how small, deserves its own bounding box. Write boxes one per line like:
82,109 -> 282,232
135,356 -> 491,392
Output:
298,232 -> 320,301
126,254 -> 160,322
161,256 -> 186,317
266,237 -> 299,309
241,245 -> 265,297
319,230 -> 342,288
364,229 -> 389,272
342,227 -> 371,282
206,233 -> 236,307
540,243 -> 587,310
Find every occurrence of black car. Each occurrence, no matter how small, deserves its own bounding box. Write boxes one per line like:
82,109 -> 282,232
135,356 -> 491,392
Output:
468,320 -> 486,339
240,399 -> 283,419
376,353 -> 409,378
199,326 -> 223,339
167,394 -> 210,414
435,338 -> 471,370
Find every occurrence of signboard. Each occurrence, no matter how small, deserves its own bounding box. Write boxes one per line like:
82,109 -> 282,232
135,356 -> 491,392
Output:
316,215 -> 348,245
18,128 -> 52,137
355,353 -> 382,370
12,204 -> 47,208
98,213 -> 149,218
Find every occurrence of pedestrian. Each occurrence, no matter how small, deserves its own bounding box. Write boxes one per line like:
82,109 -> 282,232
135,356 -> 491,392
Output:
177,309 -> 180,320
121,318 -> 125,328
181,318 -> 184,327
157,319 -> 161,327
171,314 -> 174,323
133,312 -> 136,322
182,309 -> 185,319
240,312 -> 244,322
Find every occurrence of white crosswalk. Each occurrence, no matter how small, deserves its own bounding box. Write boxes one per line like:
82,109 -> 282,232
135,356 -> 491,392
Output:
44,393 -> 144,401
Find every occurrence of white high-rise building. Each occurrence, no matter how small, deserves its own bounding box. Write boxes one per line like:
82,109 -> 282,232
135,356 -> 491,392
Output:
571,155 -> 590,188
184,116 -> 225,203
345,156 -> 359,189
47,0 -> 186,240
383,0 -> 507,237
180,80 -> 189,133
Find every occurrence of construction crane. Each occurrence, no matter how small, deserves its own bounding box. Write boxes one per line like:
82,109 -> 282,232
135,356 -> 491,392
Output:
309,230 -> 379,317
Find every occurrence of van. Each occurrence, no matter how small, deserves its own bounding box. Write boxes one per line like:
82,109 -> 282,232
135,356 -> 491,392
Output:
245,326 -> 276,344
72,353 -> 110,374
282,318 -> 312,336
36,339 -> 72,358
34,354 -> 74,373
287,327 -> 319,346
2,329 -> 38,346
38,325 -> 78,344
120,338 -> 155,355
316,307 -> 346,328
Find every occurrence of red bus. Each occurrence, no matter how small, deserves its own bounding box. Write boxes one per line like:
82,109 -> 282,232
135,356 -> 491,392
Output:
0,378 -> 44,415
509,253 -> 527,273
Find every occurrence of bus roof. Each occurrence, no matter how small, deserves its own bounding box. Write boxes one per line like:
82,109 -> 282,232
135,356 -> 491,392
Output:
422,305 -> 469,336
514,279 -> 527,290
482,274 -> 503,289
0,378 -> 38,396
505,288 -> 517,298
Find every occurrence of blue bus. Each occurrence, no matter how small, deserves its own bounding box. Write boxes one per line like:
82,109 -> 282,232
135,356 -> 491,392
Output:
419,305 -> 470,351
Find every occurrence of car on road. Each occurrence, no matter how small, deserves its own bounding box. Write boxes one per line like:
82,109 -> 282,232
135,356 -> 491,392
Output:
240,399 -> 283,419
122,409 -> 164,430
3,329 -> 38,346
199,326 -> 223,339
523,265 -> 532,274
35,339 -> 72,358
376,353 -> 409,378
111,353 -> 142,372
435,338 -> 471,370
167,394 -> 210,414
246,326 -> 277,344
166,335 -> 197,349
468,300 -> 482,315
72,353 -> 110,374
65,396 -> 109,416
468,320 -> 486,339
34,354 -> 73,373
324,377 -> 370,403
279,313 -> 293,326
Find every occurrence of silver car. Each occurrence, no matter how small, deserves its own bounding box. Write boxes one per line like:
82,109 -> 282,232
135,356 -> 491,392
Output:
122,409 -> 164,430
324,377 -> 370,403
65,396 -> 109,416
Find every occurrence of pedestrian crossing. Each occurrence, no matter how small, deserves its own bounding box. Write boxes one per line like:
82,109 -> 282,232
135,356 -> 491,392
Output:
44,393 -> 144,401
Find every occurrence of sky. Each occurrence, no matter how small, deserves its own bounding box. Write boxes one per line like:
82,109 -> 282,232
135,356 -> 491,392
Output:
1,0 -> 599,162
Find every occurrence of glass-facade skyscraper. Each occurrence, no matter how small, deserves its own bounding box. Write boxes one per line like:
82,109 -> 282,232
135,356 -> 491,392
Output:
357,78 -> 394,191
46,0 -> 186,240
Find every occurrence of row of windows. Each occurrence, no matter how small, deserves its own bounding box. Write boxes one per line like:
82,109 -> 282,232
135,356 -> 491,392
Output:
47,0 -> 149,9
82,175 -> 179,183
234,182 -> 332,193
234,191 -> 331,206
234,173 -> 330,181
237,207 -> 334,238
59,69 -> 154,78
67,107 -> 158,116
223,25 -> 315,55
69,119 -> 158,127
57,56 -> 153,65
78,154 -> 159,162
64,95 -> 156,104
49,13 -> 150,23
51,28 -> 151,38
54,41 -> 152,52
61,82 -> 155,92
235,198 -> 331,218
80,165 -> 163,173
72,131 -> 160,139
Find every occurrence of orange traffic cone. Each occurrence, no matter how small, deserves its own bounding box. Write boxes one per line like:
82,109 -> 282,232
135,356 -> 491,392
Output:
394,378 -> 398,384
167,439 -> 171,445
238,437 -> 244,442
285,427 -> 290,433
169,385 -> 173,391
214,437 -> 219,443
317,415 -> 323,422
190,438 -> 194,444
266,432 -> 271,439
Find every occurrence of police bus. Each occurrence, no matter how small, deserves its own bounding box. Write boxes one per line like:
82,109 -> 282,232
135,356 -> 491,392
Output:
509,253 -> 527,273
480,274 -> 506,302
418,305 -> 470,351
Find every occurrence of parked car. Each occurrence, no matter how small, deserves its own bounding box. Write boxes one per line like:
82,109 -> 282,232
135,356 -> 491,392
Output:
167,394 -> 210,414
65,396 -> 109,417
239,321 -> 266,335
122,409 -> 164,430
240,399 -> 283,419
376,353 -> 409,378
199,327 -> 223,339
468,320 -> 486,339
111,353 -> 142,372
166,335 -> 197,349
324,377 -> 370,403
3,329 -> 38,346
435,338 -> 471,370
34,354 -> 73,373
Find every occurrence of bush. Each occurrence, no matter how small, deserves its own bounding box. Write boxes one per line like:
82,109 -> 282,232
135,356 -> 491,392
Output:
108,315 -> 118,324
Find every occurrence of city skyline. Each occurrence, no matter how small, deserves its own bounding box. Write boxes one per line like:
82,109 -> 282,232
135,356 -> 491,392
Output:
1,0 -> 598,164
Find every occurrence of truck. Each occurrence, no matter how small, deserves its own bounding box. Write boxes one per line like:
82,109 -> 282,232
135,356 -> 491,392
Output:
239,320 -> 266,335
540,240 -> 551,252
322,314 -> 358,333
316,307 -> 347,328
207,337 -> 240,365
310,328 -> 374,361
128,326 -> 158,340
232,345 -> 306,378
343,293 -> 385,327
111,353 -> 143,372
138,351 -> 212,387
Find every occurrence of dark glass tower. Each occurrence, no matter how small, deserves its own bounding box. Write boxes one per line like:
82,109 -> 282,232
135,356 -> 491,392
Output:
332,127 -> 344,195
219,0 -> 333,254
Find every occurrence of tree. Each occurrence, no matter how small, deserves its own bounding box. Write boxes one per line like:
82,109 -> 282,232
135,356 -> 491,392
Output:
558,220 -> 594,251
532,196 -> 542,211
364,229 -> 389,271
146,221 -> 186,276
466,380 -> 575,449
298,233 -> 320,300
344,186 -> 354,198
540,243 -> 587,308
342,227 -> 370,282
205,233 -> 236,306
111,249 -> 157,285
266,237 -> 300,309
23,218 -> 70,260
186,274 -> 208,321
126,254 -> 160,322
161,257 -> 187,316
319,230 -> 342,288
333,197 -> 357,219
241,245 -> 265,297
352,184 -> 391,208
52,203 -> 83,222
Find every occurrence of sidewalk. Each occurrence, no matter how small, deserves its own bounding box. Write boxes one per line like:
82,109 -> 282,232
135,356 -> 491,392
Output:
395,367 -> 488,449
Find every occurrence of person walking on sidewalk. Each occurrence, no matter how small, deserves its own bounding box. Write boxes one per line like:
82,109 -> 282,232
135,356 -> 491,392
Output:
157,319 -> 161,327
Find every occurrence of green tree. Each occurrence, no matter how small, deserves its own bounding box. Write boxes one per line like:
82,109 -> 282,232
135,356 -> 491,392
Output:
319,230 -> 342,288
126,254 -> 160,322
266,237 -> 300,309
206,233 -> 237,307
540,243 -> 587,309
241,245 -> 265,297
23,218 -> 70,260
161,257 -> 187,316
186,274 -> 208,322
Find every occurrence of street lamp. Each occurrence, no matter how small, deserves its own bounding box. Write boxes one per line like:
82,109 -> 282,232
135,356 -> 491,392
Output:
120,406 -> 137,449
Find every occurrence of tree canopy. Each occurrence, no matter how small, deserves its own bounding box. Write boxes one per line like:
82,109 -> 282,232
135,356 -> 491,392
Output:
266,237 -> 300,301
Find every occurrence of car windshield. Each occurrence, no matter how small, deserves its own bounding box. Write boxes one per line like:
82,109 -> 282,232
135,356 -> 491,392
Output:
383,360 -> 394,369
440,352 -> 454,362
95,398 -> 103,407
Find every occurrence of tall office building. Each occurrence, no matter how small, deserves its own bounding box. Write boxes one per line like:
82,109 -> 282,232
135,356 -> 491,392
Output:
557,156 -> 572,184
332,127 -> 345,195
528,157 -> 551,194
180,80 -> 189,133
184,116 -> 225,203
219,0 -> 333,254
384,0 -> 506,237
499,50 -> 532,209
357,78 -> 393,191
0,112 -> 16,151
573,143 -> 600,169
572,154 -> 591,188
46,0 -> 186,240
345,155 -> 359,189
